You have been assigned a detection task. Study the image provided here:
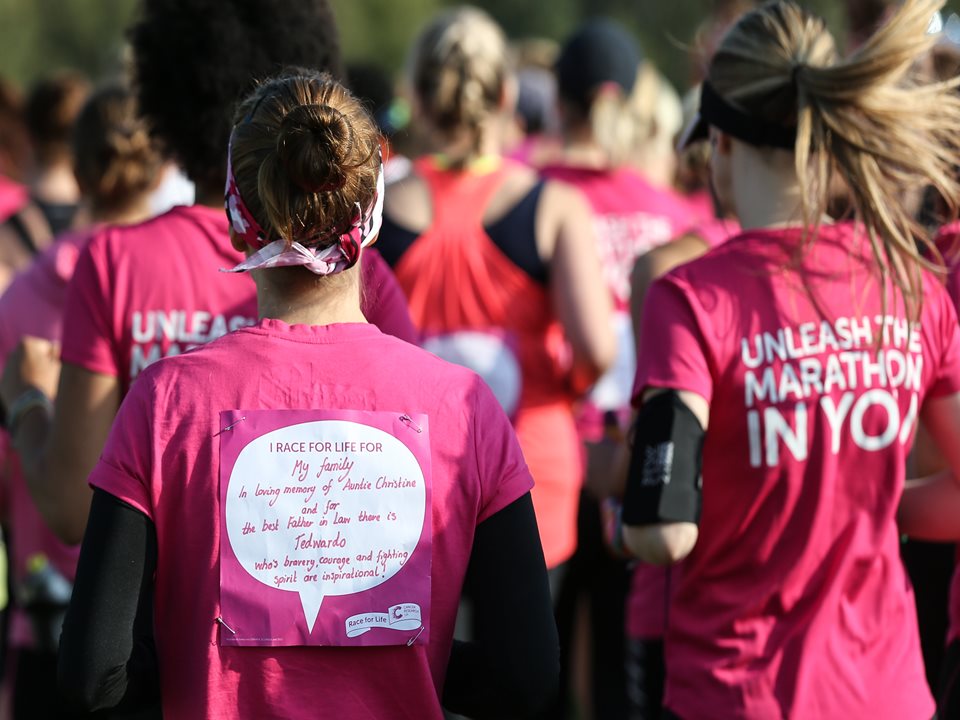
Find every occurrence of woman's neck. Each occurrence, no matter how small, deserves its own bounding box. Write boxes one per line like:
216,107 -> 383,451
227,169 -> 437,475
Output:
255,268 -> 367,327
561,125 -> 609,169
434,122 -> 502,166
732,145 -> 806,230
195,183 -> 225,209
89,196 -> 153,226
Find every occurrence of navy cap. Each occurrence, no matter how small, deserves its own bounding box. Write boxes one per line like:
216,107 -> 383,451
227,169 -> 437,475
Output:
555,18 -> 641,110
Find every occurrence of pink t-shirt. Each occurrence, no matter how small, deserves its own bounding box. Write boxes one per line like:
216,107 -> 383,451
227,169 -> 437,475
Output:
61,206 -> 418,395
61,205 -> 256,394
934,220 -> 960,647
89,320 -> 533,720
0,229 -> 92,647
634,223 -> 960,720
538,165 -> 693,309
691,216 -> 740,250
0,176 -> 26,224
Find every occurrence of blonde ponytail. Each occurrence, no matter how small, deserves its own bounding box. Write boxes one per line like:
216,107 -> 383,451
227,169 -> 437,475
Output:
710,0 -> 960,318
409,6 -> 508,164
590,82 -> 637,166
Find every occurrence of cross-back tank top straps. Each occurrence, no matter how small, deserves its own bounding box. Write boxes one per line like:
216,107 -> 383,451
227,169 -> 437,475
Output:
414,156 -> 509,230
398,157 -> 544,334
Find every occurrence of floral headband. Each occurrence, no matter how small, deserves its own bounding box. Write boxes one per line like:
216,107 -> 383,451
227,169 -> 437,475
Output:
222,132 -> 384,276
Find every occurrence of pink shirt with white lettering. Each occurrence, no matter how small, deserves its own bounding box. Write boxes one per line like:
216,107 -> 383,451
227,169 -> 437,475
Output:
0,229 -> 92,647
634,223 -> 960,720
61,205 -> 418,394
89,319 -> 532,720
538,166 -> 692,310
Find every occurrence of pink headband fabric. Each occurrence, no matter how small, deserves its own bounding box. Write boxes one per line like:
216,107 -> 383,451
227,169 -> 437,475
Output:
222,134 -> 384,276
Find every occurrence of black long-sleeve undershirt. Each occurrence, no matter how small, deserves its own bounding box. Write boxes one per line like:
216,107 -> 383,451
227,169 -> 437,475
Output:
57,491 -> 160,713
442,493 -> 559,718
58,489 -> 558,718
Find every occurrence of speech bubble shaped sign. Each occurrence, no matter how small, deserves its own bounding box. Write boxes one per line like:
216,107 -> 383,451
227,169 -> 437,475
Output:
224,419 -> 426,636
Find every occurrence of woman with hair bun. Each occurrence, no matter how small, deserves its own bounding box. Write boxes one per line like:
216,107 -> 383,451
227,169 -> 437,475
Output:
623,1 -> 960,718
377,5 -> 615,580
0,84 -> 161,720
56,69 -> 557,720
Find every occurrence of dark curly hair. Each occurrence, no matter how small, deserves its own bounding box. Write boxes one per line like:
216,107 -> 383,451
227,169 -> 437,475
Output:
129,0 -> 343,195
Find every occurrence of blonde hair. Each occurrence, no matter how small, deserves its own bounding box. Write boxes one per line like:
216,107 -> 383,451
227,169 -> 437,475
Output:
409,6 -> 509,159
72,86 -> 162,213
587,66 -> 682,170
628,65 -> 683,171
710,0 -> 960,318
229,70 -> 380,249
589,81 -> 638,167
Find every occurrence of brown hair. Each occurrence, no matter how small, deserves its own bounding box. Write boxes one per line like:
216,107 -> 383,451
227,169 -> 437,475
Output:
708,0 -> 960,318
229,70 -> 380,249
72,86 -> 162,213
409,6 -> 508,158
24,71 -> 91,166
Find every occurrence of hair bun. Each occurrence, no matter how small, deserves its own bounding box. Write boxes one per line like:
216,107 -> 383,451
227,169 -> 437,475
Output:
277,103 -> 354,193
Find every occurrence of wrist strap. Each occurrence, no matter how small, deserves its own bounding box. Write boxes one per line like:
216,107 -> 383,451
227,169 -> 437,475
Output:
8,387 -> 52,438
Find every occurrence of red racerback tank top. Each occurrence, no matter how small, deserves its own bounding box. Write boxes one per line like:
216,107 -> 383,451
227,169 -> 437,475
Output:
394,157 -> 581,568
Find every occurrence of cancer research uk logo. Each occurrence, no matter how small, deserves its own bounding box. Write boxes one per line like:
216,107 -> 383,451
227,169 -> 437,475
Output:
345,603 -> 422,638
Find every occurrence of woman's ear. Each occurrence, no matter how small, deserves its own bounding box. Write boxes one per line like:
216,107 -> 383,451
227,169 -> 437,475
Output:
228,228 -> 248,254
711,128 -> 733,156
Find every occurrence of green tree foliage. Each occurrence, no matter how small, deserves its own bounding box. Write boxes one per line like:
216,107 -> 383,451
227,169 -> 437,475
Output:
0,0 -> 138,86
2,0 -> 960,93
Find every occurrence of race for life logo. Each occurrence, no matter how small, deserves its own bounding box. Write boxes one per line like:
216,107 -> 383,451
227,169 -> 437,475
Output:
740,315 -> 922,468
345,603 -> 422,638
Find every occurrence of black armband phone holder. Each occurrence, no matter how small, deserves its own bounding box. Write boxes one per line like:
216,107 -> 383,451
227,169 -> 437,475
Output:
622,391 -> 705,526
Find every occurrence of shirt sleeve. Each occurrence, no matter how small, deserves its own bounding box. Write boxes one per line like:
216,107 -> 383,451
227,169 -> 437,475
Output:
633,274 -> 714,405
360,248 -> 421,345
927,281 -> 960,399
61,232 -> 120,378
87,373 -> 155,520
469,378 -> 535,523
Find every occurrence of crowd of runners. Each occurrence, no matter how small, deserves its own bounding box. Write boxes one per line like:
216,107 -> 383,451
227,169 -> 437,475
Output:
0,0 -> 959,718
